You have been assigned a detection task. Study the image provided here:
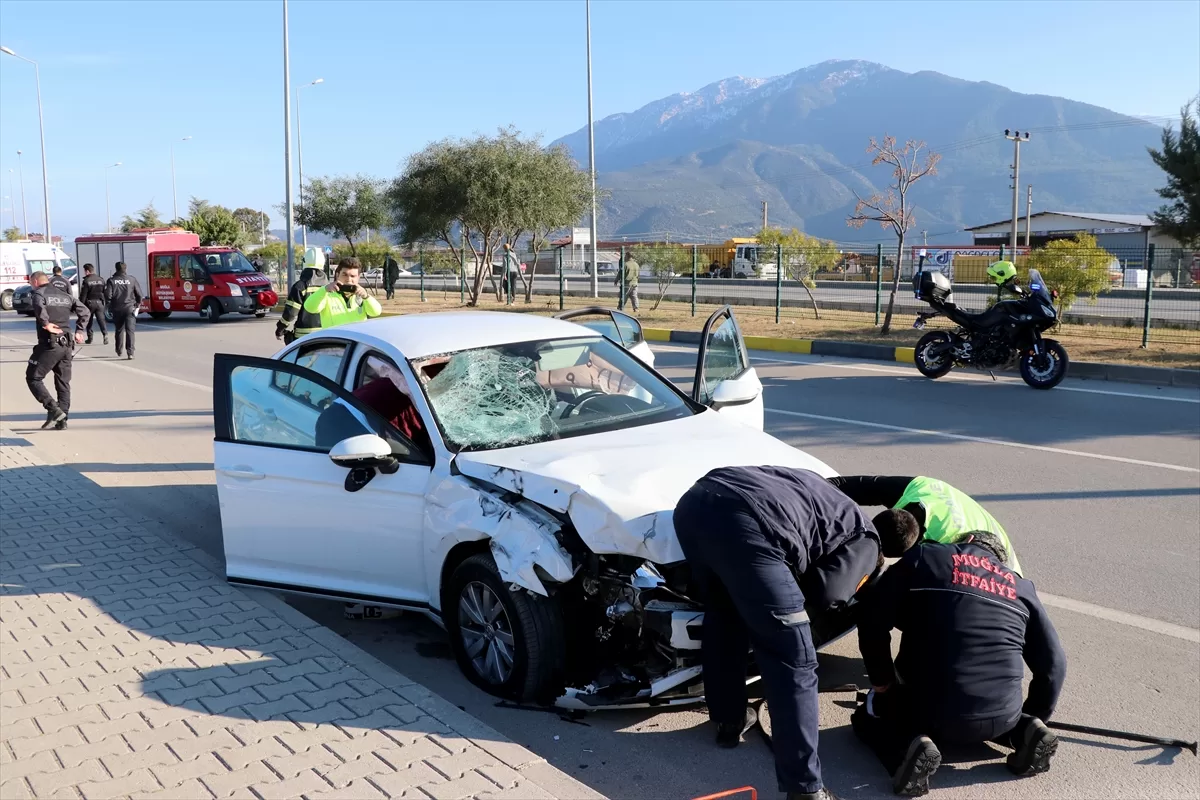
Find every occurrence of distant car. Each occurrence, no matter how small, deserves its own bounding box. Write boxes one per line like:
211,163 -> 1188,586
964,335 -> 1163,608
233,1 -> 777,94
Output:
12,267 -> 79,315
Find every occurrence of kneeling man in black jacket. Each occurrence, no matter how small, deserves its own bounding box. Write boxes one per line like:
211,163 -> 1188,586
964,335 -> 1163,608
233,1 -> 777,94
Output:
852,523 -> 1067,797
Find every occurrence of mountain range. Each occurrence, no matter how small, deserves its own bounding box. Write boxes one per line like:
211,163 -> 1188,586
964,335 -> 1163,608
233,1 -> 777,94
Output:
551,60 -> 1172,243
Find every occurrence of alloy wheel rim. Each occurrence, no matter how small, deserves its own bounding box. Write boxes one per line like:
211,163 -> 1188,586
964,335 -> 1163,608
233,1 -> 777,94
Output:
458,581 -> 515,684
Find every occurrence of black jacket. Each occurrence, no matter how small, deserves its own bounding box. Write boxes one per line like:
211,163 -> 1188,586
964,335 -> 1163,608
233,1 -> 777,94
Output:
32,283 -> 90,347
49,274 -> 73,295
697,466 -> 877,576
80,273 -> 107,304
279,267 -> 325,333
857,540 -> 1066,724
105,271 -> 143,312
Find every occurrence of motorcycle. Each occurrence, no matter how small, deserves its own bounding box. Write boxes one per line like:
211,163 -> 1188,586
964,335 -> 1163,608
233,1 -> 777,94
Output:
910,257 -> 1069,390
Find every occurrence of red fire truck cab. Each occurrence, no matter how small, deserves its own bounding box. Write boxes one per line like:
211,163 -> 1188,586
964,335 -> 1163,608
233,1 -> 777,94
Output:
75,229 -> 278,321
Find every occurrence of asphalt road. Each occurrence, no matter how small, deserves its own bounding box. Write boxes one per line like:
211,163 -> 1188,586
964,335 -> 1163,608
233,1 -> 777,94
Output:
2,309 -> 1197,800
394,273 -> 1200,325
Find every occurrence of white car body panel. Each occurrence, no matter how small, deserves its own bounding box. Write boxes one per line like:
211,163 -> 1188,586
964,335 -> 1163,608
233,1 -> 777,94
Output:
454,411 -> 835,565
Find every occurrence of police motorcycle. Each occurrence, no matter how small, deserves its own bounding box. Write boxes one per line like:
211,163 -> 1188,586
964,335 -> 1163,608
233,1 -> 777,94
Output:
910,255 -> 1069,390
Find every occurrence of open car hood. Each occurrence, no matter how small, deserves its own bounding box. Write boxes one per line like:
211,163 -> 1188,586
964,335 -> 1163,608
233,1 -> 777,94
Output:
453,411 -> 836,565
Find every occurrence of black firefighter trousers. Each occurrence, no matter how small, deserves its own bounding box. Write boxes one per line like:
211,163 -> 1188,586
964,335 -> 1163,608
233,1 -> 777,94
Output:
673,480 -> 823,795
26,342 -> 73,414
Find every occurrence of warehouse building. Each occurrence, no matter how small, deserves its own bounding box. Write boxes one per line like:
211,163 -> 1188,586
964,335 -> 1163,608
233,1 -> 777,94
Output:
964,212 -> 1182,251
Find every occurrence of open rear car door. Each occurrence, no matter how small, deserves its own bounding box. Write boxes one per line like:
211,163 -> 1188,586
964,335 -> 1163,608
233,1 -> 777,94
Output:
692,306 -> 763,430
554,307 -> 655,368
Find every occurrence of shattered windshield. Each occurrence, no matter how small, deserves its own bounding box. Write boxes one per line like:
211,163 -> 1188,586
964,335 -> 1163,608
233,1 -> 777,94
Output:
413,336 -> 694,451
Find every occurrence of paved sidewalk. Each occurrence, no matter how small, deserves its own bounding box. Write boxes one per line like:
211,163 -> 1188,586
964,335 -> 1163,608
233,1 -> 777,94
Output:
0,433 -> 602,800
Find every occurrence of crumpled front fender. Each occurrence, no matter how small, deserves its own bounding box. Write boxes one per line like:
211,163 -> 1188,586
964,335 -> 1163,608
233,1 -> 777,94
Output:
425,476 -> 578,598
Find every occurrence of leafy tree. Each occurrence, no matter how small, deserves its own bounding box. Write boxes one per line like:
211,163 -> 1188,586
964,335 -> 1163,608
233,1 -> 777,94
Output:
120,202 -> 165,232
332,239 -> 394,268
181,202 -> 242,246
846,136 -> 941,334
388,127 -> 596,306
756,226 -> 838,318
1024,233 -> 1114,313
1147,99 -> 1200,247
233,207 -> 270,240
630,244 -> 693,310
3,226 -> 21,242
291,175 -> 388,256
255,241 -> 287,265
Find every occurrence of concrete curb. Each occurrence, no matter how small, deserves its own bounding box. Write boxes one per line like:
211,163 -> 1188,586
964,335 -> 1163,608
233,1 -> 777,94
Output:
645,327 -> 1200,388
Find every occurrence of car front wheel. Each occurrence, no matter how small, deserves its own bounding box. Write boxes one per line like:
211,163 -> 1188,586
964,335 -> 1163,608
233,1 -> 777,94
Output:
444,552 -> 565,704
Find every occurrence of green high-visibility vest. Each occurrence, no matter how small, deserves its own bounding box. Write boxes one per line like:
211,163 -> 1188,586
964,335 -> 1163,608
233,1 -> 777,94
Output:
896,476 -> 1023,575
303,286 -> 382,330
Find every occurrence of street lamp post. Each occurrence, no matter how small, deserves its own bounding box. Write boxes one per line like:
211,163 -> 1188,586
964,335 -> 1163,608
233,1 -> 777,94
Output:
584,0 -> 599,298
104,162 -> 122,233
296,78 -> 323,250
1,47 -> 51,243
6,170 -> 14,230
282,0 -> 297,287
15,150 -> 28,235
170,136 -> 192,221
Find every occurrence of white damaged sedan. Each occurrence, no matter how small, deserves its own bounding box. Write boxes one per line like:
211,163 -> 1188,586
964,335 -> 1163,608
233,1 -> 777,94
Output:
212,306 -> 840,708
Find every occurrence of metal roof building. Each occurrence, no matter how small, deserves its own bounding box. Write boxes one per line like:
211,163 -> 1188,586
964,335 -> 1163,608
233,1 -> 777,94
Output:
964,211 -> 1181,251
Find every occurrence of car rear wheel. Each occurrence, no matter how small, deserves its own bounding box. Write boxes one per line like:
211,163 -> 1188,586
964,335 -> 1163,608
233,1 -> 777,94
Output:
444,552 -> 565,703
1,291 -> 12,311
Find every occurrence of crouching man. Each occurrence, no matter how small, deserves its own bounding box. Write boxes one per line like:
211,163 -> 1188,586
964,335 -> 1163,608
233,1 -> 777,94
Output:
673,466 -> 883,800
852,525 -> 1067,797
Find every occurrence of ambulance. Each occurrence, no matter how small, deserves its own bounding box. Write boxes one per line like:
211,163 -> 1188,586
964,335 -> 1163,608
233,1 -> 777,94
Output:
74,229 -> 278,321
0,240 -> 78,310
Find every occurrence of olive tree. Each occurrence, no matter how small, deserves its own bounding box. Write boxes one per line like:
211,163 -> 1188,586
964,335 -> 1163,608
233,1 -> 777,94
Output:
292,175 -> 389,256
1024,232 -> 1115,313
630,244 -> 693,310
756,226 -> 837,319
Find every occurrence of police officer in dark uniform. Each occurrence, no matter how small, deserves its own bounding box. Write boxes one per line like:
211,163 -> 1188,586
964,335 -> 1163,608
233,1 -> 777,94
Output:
105,261 -> 143,359
78,263 -> 108,345
49,264 -> 73,294
672,466 -> 883,800
26,271 -> 90,430
275,264 -> 325,344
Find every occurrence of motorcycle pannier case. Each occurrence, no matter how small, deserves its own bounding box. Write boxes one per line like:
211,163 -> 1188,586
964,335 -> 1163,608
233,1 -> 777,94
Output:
914,270 -> 952,302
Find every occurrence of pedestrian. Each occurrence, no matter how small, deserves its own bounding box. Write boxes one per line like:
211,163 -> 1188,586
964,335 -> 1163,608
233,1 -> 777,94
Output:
383,252 -> 400,301
619,252 -> 640,312
672,465 -> 883,800
49,264 -> 72,294
829,475 -> 1022,575
302,257 -> 382,331
851,529 -> 1066,796
275,264 -> 326,344
77,263 -> 108,345
25,271 -> 90,430
104,261 -> 143,360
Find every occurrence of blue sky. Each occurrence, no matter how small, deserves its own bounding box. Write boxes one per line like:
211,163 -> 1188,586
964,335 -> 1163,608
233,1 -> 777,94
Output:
1,0 -> 1197,241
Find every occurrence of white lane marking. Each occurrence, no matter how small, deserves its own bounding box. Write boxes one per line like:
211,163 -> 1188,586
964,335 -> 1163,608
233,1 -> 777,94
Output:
653,344 -> 1200,404
0,333 -> 209,392
766,408 -> 1200,474
1039,592 -> 1200,644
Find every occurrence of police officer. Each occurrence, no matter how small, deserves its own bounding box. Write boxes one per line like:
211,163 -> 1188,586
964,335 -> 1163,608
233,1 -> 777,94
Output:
49,264 -> 72,294
852,530 -> 1066,796
105,261 -> 143,360
275,263 -> 326,344
78,263 -> 109,345
26,271 -> 90,430
672,466 -> 882,800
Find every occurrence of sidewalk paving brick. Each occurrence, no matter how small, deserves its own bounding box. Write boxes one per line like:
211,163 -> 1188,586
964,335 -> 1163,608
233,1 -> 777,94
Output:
1,434 -> 603,800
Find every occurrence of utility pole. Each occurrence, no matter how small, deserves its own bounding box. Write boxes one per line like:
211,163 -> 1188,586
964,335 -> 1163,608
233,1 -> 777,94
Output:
585,0 -> 598,298
761,200 -> 768,230
1004,129 -> 1029,256
282,0 -> 297,287
922,230 -> 928,247
1025,185 -> 1033,247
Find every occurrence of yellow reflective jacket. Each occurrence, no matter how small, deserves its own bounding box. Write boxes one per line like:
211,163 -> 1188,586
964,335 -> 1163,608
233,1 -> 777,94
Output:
302,286 -> 383,329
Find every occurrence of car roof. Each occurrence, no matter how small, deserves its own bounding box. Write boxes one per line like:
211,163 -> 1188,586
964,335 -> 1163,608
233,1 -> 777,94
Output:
329,311 -> 602,359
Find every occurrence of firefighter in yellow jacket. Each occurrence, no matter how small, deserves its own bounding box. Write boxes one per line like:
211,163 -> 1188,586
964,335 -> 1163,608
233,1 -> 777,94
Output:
303,257 -> 383,329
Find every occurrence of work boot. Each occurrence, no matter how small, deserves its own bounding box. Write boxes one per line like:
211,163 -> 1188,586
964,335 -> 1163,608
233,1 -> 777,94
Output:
102,335 -> 109,345
85,336 -> 93,345
127,353 -> 134,360
54,419 -> 68,431
1007,718 -> 1058,777
892,735 -> 941,796
787,789 -> 843,800
41,405 -> 67,429
715,706 -> 758,749
115,347 -> 123,357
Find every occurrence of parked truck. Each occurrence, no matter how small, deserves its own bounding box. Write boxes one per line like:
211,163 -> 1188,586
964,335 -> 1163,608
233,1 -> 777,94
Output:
707,238 -> 780,279
75,230 -> 278,321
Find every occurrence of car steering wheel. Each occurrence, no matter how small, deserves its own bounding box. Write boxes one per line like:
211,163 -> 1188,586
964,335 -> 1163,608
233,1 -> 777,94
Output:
562,390 -> 608,417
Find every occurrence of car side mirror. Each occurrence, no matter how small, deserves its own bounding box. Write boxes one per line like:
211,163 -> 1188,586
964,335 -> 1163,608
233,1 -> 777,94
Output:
710,373 -> 760,409
329,434 -> 398,471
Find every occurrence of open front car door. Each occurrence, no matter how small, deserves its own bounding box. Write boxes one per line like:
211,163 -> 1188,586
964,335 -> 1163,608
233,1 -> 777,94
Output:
554,307 -> 655,368
692,306 -> 764,430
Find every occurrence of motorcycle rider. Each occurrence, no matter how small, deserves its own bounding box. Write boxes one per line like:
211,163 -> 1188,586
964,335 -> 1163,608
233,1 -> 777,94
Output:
275,262 -> 327,344
105,261 -> 143,360
78,264 -> 109,345
829,475 -> 1022,575
26,271 -> 90,430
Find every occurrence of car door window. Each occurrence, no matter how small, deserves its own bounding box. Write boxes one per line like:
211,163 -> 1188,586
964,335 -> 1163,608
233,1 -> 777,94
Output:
695,308 -> 749,405
354,352 -> 434,457
178,254 -> 208,284
273,341 -> 351,405
216,353 -> 424,461
153,255 -> 175,280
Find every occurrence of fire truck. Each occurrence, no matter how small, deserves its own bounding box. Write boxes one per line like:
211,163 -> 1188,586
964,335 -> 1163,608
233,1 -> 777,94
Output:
74,230 -> 278,321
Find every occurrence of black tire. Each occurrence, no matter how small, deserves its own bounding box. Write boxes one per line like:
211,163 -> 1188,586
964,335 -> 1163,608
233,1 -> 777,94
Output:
149,311 -> 172,320
0,291 -> 12,311
1020,338 -> 1069,390
914,331 -> 955,379
201,298 -> 223,323
444,552 -> 565,703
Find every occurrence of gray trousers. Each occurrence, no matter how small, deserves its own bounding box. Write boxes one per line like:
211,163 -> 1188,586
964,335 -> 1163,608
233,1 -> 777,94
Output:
623,283 -> 640,311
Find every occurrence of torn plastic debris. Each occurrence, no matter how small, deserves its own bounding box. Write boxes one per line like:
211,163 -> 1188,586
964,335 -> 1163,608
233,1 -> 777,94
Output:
425,350 -> 556,449
425,476 -> 577,597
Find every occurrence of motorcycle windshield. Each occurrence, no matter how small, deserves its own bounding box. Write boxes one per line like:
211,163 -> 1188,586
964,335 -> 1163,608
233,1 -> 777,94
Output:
1026,269 -> 1053,304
